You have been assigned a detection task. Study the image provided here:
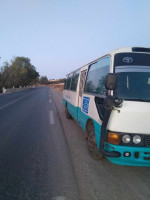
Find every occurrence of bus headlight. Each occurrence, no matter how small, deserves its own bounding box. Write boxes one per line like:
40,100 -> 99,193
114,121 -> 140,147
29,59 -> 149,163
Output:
133,135 -> 141,144
122,134 -> 131,144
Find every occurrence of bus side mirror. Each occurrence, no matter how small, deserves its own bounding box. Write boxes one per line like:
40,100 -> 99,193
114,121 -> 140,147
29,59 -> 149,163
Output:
105,73 -> 118,90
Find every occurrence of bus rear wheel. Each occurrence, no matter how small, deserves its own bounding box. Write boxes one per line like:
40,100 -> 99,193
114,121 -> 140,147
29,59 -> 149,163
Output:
65,104 -> 72,119
87,121 -> 103,160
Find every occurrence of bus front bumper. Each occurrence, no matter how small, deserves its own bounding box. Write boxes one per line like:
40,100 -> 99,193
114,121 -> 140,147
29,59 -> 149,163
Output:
105,143 -> 150,166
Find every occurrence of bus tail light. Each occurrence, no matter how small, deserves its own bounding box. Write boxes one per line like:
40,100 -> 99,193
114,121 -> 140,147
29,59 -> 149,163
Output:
107,132 -> 120,145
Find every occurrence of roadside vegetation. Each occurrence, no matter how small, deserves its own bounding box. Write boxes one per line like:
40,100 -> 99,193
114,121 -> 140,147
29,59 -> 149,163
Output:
49,78 -> 66,84
0,56 -> 66,93
0,57 -> 39,93
50,83 -> 64,96
38,76 -> 49,85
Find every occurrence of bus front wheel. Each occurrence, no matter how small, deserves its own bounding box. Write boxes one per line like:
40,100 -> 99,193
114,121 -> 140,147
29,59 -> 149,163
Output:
87,121 -> 103,160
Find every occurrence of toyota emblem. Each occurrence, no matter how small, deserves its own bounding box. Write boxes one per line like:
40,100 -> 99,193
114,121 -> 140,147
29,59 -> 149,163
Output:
123,57 -> 133,63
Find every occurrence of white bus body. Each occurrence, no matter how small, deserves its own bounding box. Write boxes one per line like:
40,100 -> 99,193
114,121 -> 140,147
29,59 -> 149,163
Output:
63,47 -> 150,166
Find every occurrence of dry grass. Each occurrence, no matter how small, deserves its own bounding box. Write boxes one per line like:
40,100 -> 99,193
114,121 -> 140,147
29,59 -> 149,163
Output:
50,83 -> 64,96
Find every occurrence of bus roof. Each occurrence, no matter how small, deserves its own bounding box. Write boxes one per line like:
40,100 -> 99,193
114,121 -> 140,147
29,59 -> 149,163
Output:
66,47 -> 150,76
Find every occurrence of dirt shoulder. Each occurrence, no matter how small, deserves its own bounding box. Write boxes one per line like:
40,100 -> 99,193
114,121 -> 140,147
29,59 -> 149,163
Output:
49,83 -> 64,96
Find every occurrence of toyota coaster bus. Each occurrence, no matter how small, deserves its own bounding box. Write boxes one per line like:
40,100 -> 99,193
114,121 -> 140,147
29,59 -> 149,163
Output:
63,47 -> 150,166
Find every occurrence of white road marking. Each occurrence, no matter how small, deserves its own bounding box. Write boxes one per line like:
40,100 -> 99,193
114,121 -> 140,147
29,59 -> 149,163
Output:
50,110 -> 55,124
0,92 -> 34,111
52,197 -> 66,200
49,99 -> 52,103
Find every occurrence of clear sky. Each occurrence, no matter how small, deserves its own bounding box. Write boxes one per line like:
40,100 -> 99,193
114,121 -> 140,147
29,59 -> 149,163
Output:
0,0 -> 150,79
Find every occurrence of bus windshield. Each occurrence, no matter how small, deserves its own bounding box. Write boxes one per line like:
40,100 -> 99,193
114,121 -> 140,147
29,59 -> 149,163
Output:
114,53 -> 150,101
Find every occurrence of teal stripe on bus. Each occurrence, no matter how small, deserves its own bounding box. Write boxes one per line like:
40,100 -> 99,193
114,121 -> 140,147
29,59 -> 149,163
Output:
63,98 -> 102,149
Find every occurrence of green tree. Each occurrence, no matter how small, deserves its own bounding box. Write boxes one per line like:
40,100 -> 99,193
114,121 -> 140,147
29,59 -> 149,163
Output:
0,62 -> 14,88
0,56 -> 39,90
0,71 -> 2,92
39,76 -> 49,85
11,57 -> 39,86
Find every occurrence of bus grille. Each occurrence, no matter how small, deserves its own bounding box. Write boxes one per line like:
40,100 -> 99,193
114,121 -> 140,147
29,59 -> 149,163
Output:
145,135 -> 150,147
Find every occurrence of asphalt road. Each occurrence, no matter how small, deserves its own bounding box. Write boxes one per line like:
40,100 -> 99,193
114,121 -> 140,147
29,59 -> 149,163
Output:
1,87 -> 150,200
0,87 -> 79,200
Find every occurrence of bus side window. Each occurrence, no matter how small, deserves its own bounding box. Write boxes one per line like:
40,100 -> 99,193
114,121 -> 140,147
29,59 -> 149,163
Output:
79,70 -> 87,97
95,97 -> 105,120
65,77 -> 72,90
64,79 -> 67,89
84,56 -> 110,95
70,73 -> 79,91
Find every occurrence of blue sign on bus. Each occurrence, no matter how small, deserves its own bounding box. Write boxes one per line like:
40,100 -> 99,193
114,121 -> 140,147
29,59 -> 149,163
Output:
82,96 -> 90,114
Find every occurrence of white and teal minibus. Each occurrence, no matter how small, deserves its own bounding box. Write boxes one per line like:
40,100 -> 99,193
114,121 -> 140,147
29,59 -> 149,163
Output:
63,47 -> 150,166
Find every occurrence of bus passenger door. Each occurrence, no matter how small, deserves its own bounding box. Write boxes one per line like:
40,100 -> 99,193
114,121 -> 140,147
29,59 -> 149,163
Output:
77,69 -> 87,128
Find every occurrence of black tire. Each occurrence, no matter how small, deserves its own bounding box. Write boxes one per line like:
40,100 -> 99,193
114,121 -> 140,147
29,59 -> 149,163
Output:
87,120 -> 103,160
65,105 -> 72,119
